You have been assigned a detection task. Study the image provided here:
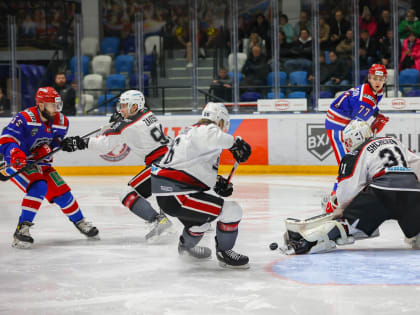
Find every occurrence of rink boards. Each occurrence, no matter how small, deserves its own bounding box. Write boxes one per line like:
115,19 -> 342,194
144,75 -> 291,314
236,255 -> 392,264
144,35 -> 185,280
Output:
1,113 -> 420,175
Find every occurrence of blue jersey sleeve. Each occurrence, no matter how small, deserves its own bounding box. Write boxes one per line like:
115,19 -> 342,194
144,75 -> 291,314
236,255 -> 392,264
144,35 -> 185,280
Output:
0,113 -> 27,162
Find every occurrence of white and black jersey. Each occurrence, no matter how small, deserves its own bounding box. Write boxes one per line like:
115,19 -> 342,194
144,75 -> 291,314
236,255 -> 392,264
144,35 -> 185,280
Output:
88,109 -> 169,165
337,136 -> 420,209
152,122 -> 234,195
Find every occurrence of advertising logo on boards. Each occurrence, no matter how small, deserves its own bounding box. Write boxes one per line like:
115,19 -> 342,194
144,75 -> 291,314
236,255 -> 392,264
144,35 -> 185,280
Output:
307,124 -> 332,161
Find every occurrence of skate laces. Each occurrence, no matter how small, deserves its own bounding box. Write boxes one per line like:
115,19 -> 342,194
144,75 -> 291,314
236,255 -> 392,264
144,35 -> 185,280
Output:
224,249 -> 242,261
77,219 -> 93,232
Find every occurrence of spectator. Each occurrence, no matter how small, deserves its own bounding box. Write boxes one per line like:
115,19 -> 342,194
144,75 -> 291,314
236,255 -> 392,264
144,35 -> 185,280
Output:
247,32 -> 265,55
241,46 -> 270,94
250,13 -> 270,42
399,31 -> 420,72
379,29 -> 400,68
210,67 -> 232,102
359,47 -> 370,70
284,29 -> 312,73
323,50 -> 350,94
294,11 -> 311,39
398,9 -> 420,41
0,88 -> 10,117
53,72 -> 76,116
336,29 -> 354,62
359,29 -> 379,65
319,17 -> 330,50
279,14 -> 294,44
376,9 -> 391,42
329,9 -> 350,49
278,31 -> 293,62
20,14 -> 36,38
359,6 -> 377,38
308,53 -> 330,85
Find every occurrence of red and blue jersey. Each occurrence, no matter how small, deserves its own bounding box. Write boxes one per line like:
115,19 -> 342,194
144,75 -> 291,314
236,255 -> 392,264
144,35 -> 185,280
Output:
325,83 -> 383,131
0,106 -> 69,166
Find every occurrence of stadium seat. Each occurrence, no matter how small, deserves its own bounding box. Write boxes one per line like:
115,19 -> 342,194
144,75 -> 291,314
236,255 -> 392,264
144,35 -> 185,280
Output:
227,71 -> 243,83
240,91 -> 261,101
81,37 -> 99,57
289,71 -> 308,86
115,55 -> 134,76
319,91 -> 333,98
92,55 -> 112,77
83,74 -> 103,99
386,89 -> 403,97
101,37 -> 120,56
386,69 -> 395,86
228,53 -> 247,72
145,35 -> 163,57
143,55 -> 155,72
405,89 -> 420,97
123,36 -> 136,54
82,94 -> 95,112
70,56 -> 90,75
267,92 -> 285,99
359,69 -> 369,83
97,94 -> 118,114
129,73 -> 149,96
399,69 -> 420,94
267,72 -> 287,93
287,91 -> 306,98
106,74 -> 126,93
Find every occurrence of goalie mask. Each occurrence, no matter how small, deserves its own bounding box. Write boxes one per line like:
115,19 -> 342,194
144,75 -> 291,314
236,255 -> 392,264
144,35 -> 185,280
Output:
117,90 -> 145,116
342,120 -> 373,152
202,102 -> 230,132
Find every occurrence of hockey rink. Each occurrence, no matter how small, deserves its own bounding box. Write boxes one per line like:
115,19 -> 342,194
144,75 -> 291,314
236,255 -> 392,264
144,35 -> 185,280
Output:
1,174 -> 420,315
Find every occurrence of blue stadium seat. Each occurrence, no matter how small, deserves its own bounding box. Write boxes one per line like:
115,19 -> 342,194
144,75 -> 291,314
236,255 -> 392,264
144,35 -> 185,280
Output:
289,71 -> 308,86
267,92 -> 285,99
129,74 -> 149,96
319,91 -> 333,98
399,69 -> 420,85
143,55 -> 155,72
97,94 -> 119,113
227,71 -> 243,83
240,92 -> 261,101
405,88 -> 420,97
267,71 -> 287,87
123,36 -> 135,54
287,91 -> 306,98
101,37 -> 120,56
115,55 -> 134,75
70,56 -> 90,75
359,69 -> 369,83
106,74 -> 126,93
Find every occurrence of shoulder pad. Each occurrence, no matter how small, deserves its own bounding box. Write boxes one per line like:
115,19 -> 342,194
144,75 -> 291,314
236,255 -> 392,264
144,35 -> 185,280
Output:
338,153 -> 359,181
52,113 -> 69,129
20,107 -> 41,124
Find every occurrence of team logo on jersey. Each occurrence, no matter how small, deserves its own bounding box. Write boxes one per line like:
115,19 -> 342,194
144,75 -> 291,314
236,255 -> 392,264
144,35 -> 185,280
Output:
306,124 -> 333,161
99,143 -> 131,162
30,127 -> 39,137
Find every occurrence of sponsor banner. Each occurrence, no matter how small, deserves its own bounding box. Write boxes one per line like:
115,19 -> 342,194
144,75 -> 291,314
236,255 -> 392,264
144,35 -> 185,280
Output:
257,99 -> 307,112
317,97 -> 420,111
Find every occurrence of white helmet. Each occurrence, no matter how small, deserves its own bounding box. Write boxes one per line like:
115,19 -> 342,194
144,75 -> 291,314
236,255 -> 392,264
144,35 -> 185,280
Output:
342,120 -> 373,152
201,102 -> 230,132
118,90 -> 145,116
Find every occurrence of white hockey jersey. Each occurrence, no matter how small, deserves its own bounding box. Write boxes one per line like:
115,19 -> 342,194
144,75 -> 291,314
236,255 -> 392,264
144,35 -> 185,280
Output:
336,136 -> 420,209
88,109 -> 168,165
152,122 -> 235,195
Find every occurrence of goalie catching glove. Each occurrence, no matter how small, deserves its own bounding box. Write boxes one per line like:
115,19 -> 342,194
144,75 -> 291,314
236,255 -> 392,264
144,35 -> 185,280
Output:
229,137 -> 251,163
370,112 -> 389,134
61,136 -> 88,152
214,175 -> 233,197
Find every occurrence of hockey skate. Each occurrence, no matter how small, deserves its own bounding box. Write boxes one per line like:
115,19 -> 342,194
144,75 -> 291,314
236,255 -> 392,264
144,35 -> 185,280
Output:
145,213 -> 174,243
12,221 -> 34,249
74,218 -> 99,239
178,242 -> 212,260
216,248 -> 250,269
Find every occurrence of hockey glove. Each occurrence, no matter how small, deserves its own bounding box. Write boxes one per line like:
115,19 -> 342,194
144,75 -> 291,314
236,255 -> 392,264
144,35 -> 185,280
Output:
10,148 -> 27,170
371,113 -> 389,134
325,191 -> 338,214
31,144 -> 53,162
214,175 -> 233,197
109,110 -> 123,124
229,136 -> 251,163
61,136 -> 88,152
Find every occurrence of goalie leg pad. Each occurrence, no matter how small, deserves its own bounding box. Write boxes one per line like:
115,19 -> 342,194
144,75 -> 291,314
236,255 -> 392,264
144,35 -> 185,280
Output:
285,212 -> 336,233
120,186 -> 158,222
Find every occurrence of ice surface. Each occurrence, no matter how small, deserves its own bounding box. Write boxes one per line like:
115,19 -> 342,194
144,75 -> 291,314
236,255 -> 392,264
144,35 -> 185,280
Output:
1,175 -> 420,315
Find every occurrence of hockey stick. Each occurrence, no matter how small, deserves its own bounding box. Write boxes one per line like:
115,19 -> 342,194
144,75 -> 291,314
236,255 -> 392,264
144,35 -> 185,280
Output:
226,161 -> 239,184
0,122 -> 114,182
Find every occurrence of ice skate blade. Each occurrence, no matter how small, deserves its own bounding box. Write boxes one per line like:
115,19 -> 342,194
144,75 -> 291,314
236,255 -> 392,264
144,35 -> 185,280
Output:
86,235 -> 100,241
279,245 -> 295,255
145,227 -> 176,244
12,239 -> 33,249
218,261 -> 250,269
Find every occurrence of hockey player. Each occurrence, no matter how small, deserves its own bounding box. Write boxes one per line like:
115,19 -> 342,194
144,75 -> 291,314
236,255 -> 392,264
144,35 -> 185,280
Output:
0,87 -> 99,249
61,90 -> 173,241
151,102 -> 252,269
323,63 -> 390,212
282,120 -> 420,255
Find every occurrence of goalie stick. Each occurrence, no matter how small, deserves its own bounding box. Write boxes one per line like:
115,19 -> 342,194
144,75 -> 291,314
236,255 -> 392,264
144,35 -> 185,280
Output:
0,121 -> 114,182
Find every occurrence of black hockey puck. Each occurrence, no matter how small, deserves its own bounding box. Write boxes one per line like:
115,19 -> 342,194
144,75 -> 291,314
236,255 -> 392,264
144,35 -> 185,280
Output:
269,242 -> 278,250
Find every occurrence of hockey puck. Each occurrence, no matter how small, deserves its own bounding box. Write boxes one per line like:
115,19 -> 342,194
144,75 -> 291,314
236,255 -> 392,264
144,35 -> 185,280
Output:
269,242 -> 278,250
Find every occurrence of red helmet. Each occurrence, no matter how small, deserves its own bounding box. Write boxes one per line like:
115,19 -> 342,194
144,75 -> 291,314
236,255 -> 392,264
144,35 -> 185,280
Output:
35,87 -> 61,105
368,64 -> 387,78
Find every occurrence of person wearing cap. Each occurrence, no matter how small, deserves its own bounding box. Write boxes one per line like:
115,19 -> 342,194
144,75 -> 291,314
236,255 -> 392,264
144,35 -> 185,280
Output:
0,87 -> 99,249
322,64 -> 390,213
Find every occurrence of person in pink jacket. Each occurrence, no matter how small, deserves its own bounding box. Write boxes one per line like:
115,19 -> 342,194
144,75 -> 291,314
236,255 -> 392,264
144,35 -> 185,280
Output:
399,31 -> 420,72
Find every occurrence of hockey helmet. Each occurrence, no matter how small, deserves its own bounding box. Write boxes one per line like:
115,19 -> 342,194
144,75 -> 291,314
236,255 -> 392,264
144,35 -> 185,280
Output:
342,120 -> 373,152
368,64 -> 387,78
35,87 -> 63,112
202,102 -> 230,132
118,90 -> 145,116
